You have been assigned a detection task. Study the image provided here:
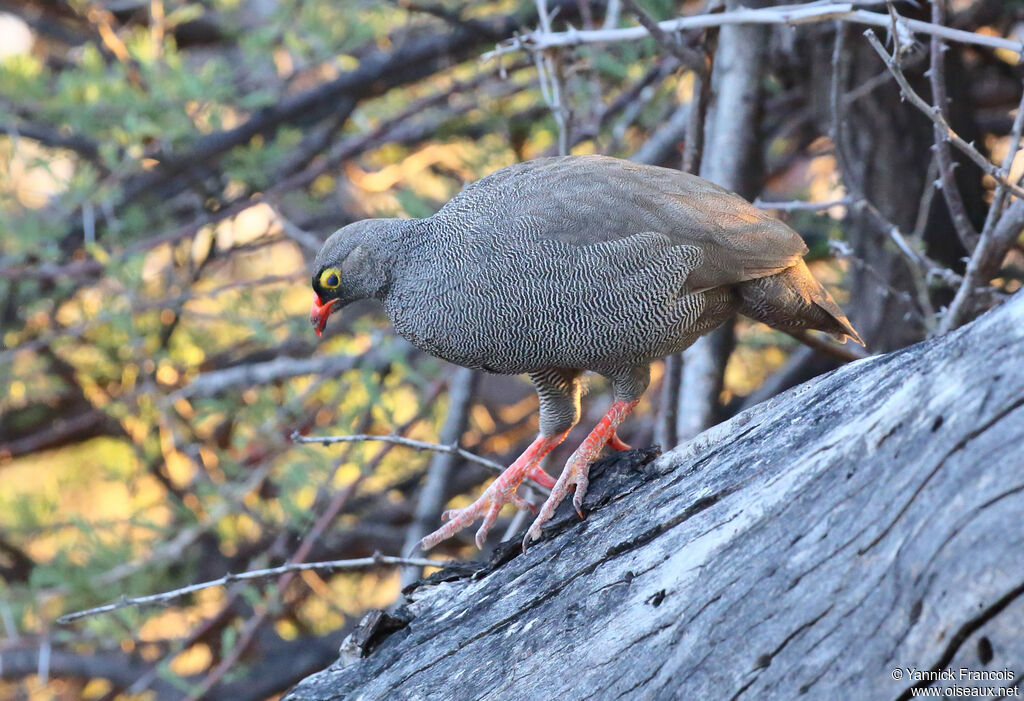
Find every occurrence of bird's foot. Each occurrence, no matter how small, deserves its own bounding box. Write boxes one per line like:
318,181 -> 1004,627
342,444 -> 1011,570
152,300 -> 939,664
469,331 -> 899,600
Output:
522,449 -> 594,549
417,431 -> 568,551
521,399 -> 639,550
419,478 -> 536,551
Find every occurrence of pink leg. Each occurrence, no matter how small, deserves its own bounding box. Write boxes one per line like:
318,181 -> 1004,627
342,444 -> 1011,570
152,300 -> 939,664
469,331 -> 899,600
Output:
418,431 -> 569,550
523,399 -> 639,549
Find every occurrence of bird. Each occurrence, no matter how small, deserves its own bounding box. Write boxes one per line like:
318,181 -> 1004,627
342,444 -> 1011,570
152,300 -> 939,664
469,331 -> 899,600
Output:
309,155 -> 863,552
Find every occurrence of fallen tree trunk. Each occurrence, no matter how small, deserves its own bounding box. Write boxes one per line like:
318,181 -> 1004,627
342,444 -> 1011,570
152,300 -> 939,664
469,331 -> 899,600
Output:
287,292 -> 1024,700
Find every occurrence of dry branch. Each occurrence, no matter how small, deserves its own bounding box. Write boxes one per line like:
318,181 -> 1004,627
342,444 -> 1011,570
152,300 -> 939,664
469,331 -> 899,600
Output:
401,367 -> 479,584
56,555 -> 452,624
291,431 -> 508,476
941,198 -> 1024,332
926,0 -> 978,250
620,0 -> 705,73
171,353 -> 361,401
753,197 -> 856,212
484,2 -> 1024,59
863,29 -> 1024,201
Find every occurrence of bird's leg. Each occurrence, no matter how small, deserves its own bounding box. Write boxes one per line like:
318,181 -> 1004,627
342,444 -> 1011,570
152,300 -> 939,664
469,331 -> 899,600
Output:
418,431 -> 569,551
523,399 -> 639,548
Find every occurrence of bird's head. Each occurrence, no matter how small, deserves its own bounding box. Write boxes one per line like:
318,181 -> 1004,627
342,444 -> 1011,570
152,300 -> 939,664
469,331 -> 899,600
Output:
309,219 -> 402,337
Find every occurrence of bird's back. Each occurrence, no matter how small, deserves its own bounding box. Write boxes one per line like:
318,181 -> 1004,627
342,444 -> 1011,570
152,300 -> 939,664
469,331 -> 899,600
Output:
435,156 -> 808,287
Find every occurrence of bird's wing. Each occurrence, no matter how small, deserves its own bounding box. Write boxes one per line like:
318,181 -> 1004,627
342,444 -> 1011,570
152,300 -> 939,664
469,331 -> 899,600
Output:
438,155 -> 807,291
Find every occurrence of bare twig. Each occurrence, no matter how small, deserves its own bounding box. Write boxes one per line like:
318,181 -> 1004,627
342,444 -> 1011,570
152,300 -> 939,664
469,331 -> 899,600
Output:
631,101 -> 691,165
927,0 -> 978,250
863,29 -> 1024,201
620,0 -> 705,72
753,197 -> 856,212
602,0 -> 622,30
606,59 -> 679,152
940,198 -> 1024,332
934,87 -> 1024,331
56,554 -> 452,624
171,353 -> 363,401
485,3 -> 1024,59
784,330 -> 870,363
401,368 -> 478,584
858,198 -> 962,327
157,388 -> 440,699
979,82 -> 1024,242
533,0 -> 571,154
829,21 -> 939,330
291,431 -> 508,474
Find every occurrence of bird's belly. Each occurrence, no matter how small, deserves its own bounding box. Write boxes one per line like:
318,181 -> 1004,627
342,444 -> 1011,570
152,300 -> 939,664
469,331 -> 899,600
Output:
387,269 -> 739,374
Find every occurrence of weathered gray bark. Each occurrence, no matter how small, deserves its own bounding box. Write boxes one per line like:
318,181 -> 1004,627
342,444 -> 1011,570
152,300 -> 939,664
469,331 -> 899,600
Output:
287,292 -> 1024,701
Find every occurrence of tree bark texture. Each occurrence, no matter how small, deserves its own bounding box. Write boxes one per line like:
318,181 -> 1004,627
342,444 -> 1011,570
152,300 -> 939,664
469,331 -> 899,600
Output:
286,292 -> 1024,700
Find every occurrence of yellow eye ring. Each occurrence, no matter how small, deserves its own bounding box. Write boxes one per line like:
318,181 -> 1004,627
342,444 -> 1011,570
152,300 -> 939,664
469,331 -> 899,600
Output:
319,269 -> 341,289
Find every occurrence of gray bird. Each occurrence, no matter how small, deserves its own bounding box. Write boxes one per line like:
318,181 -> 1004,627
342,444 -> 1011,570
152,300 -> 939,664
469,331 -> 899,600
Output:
309,155 -> 862,551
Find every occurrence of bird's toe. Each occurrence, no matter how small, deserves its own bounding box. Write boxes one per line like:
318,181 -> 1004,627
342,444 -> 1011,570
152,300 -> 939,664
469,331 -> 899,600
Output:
528,465 -> 556,489
571,476 -> 590,518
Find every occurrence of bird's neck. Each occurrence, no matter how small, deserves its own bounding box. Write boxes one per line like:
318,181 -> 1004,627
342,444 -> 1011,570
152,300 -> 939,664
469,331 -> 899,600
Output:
362,218 -> 434,300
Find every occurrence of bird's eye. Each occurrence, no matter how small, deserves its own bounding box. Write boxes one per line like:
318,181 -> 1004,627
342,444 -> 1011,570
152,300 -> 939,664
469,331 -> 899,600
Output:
319,269 -> 341,289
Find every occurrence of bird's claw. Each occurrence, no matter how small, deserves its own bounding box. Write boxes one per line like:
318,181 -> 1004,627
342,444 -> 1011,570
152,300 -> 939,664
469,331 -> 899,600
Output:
521,454 -> 592,552
420,480 -> 536,551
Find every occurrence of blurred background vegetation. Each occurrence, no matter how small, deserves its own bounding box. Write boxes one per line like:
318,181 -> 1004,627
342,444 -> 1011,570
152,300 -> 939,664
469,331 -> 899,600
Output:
1,0 -> 1022,698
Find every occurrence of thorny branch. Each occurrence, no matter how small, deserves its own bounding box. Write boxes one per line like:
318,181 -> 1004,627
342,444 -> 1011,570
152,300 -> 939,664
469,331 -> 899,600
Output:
925,0 -> 978,251
484,2 -> 1024,59
56,554 -> 452,624
620,0 -> 706,73
863,30 -> 1024,201
291,431 -> 509,476
938,85 -> 1024,333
